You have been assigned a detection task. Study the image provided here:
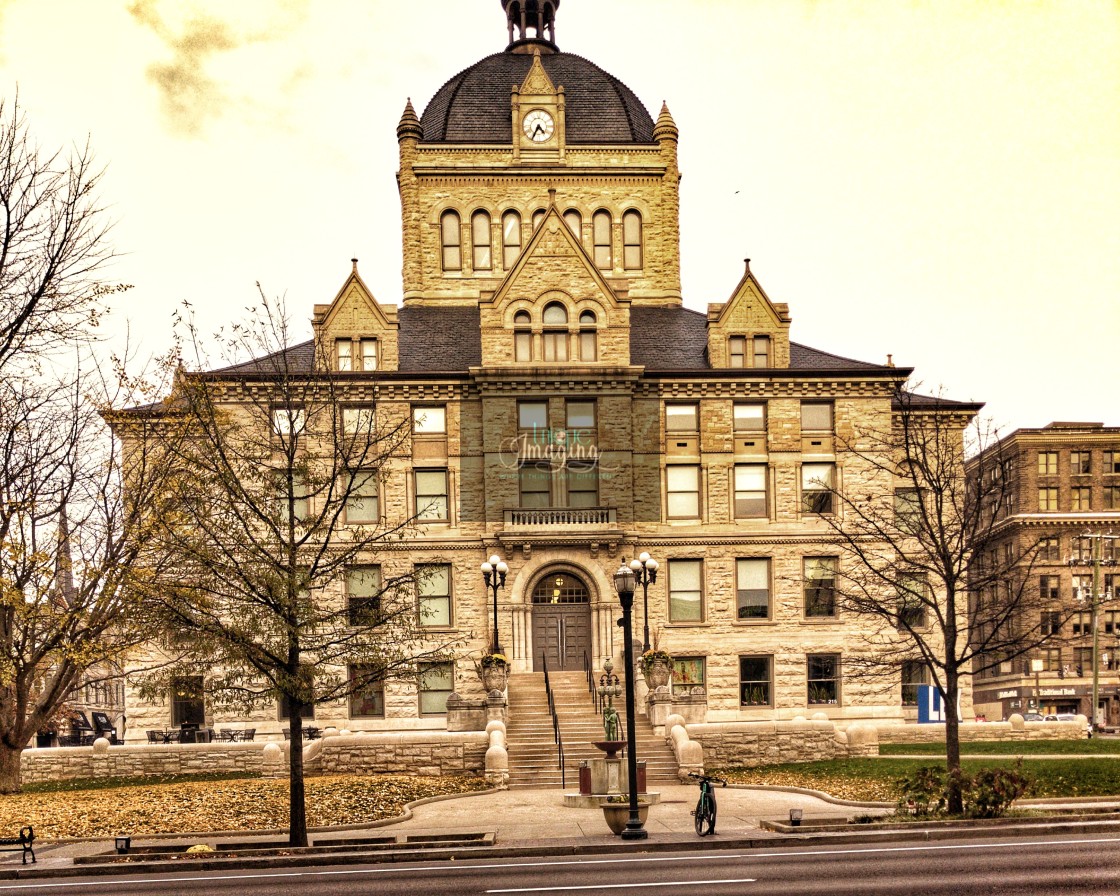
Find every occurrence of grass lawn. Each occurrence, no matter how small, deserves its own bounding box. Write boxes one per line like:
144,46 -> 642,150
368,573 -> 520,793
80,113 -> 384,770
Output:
0,774 -> 489,840
718,755 -> 1120,803
880,739 -> 1120,756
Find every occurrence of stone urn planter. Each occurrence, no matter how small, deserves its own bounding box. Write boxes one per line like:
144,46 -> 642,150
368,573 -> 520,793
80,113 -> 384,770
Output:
479,654 -> 509,693
601,800 -> 650,835
640,650 -> 673,689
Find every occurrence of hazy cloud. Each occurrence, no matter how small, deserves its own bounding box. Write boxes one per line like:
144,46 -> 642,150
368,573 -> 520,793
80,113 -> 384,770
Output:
127,0 -> 308,137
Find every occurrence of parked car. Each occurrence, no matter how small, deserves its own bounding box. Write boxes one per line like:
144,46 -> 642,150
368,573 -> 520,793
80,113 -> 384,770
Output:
1044,713 -> 1078,722
1020,712 -> 1044,722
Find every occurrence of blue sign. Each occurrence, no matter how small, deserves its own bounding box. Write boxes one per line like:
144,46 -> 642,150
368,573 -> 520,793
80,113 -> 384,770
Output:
917,685 -> 961,723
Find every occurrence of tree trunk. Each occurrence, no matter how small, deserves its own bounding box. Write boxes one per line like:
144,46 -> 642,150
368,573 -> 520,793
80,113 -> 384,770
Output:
288,707 -> 307,847
943,670 -> 964,814
0,742 -> 24,795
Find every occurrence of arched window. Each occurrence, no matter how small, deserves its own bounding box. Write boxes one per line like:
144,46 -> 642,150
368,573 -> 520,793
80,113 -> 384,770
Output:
623,210 -> 643,270
578,310 -> 597,361
471,210 -> 492,271
440,210 -> 461,271
542,303 -> 568,362
514,310 -> 532,362
502,211 -> 522,269
592,210 -> 612,270
563,209 -> 582,238
532,208 -> 547,230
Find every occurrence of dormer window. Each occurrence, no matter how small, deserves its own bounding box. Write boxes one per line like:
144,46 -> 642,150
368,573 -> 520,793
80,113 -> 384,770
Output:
592,210 -> 612,269
360,338 -> 378,371
336,338 -> 377,372
542,302 -> 568,362
337,339 -> 353,371
578,310 -> 597,361
729,336 -> 745,368
753,336 -> 770,368
502,211 -> 522,268
471,210 -> 492,271
514,310 -> 532,361
440,210 -> 462,271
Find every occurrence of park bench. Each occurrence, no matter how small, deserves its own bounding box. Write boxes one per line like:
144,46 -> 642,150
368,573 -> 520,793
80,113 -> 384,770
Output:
0,827 -> 35,864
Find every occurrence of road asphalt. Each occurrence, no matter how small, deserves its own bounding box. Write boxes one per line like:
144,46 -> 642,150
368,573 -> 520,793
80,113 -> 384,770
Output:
5,783 -> 1120,879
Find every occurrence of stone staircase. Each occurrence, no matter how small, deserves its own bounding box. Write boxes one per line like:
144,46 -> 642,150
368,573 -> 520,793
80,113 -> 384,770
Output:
504,670 -> 679,789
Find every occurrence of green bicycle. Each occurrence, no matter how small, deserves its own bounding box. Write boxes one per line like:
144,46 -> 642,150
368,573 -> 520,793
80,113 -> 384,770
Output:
689,772 -> 727,836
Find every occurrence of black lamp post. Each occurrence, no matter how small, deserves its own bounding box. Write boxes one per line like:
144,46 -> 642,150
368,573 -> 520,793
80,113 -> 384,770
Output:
612,560 -> 648,840
629,552 -> 658,652
481,553 -> 508,655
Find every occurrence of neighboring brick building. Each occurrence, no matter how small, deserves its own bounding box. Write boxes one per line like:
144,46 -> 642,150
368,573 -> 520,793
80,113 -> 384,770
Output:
969,422 -> 1120,725
122,1 -> 978,738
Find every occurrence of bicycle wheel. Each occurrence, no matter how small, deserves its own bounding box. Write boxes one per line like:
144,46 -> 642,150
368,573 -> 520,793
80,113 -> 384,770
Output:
707,797 -> 717,835
694,794 -> 708,836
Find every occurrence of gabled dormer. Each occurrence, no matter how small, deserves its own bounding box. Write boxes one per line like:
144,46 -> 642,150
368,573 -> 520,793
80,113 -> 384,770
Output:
512,49 -> 566,164
313,259 -> 399,372
707,259 -> 792,369
478,204 -> 631,368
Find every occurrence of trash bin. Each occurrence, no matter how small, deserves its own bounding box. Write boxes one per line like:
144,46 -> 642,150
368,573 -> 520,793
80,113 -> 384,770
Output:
637,760 -> 647,794
579,760 -> 591,795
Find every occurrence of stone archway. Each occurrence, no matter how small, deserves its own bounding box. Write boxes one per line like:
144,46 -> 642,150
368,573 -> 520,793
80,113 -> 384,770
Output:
530,570 -> 592,672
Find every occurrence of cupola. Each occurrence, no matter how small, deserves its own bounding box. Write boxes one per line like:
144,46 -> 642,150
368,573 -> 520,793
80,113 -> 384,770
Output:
502,0 -> 559,52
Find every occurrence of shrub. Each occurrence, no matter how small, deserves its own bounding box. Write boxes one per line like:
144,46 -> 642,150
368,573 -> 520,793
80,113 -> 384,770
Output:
894,762 -> 1032,819
896,766 -> 947,816
968,764 -> 1031,818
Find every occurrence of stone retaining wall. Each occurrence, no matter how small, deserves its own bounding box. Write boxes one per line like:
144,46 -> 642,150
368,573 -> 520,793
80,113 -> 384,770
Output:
875,718 -> 1086,744
687,719 -> 853,768
21,742 -> 271,785
312,732 -> 488,776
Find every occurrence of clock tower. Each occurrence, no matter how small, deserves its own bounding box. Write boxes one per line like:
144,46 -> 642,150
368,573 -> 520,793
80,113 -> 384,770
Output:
511,51 -> 566,163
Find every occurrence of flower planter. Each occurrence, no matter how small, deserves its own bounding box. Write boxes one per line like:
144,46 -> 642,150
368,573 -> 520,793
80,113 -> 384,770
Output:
601,801 -> 650,835
642,658 -> 671,689
481,664 -> 509,693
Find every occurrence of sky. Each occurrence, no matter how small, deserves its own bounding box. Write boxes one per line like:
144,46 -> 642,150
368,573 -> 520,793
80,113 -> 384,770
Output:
0,0 -> 1116,432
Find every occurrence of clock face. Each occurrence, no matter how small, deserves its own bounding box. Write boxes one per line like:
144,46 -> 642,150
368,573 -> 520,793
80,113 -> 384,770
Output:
523,109 -> 554,143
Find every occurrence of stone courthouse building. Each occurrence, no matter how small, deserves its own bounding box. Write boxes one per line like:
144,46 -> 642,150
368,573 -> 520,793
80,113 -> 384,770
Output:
122,0 -> 976,746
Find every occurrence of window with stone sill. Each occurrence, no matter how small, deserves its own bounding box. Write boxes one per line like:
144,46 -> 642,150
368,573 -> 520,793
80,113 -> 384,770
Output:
418,662 -> 454,715
733,464 -> 767,518
1040,609 -> 1062,637
1040,574 -> 1060,601
728,336 -> 746,368
170,675 -> 205,727
665,403 -> 699,433
563,208 -> 582,239
578,310 -> 597,361
592,209 -> 612,269
807,654 -> 840,705
502,210 -> 522,269
1037,451 -> 1058,476
1038,536 -> 1060,561
666,465 -> 700,519
414,469 -> 449,522
1037,487 -> 1058,512
346,565 -> 382,626
801,463 -> 835,515
622,209 -> 642,270
753,335 -> 771,368
800,401 -> 833,433
733,403 -> 766,433
344,471 -> 379,525
804,556 -> 838,618
278,666 -> 315,720
1071,451 -> 1091,475
1071,486 -> 1092,511
514,310 -> 532,361
417,563 -> 452,627
471,210 -> 492,271
519,460 -> 551,508
1107,486 -> 1120,510
668,558 -> 703,623
736,558 -> 770,620
1106,451 -> 1120,474
440,210 -> 462,272
897,573 -> 928,628
739,655 -> 772,707
900,661 -> 926,706
348,665 -> 385,719
672,657 -> 705,695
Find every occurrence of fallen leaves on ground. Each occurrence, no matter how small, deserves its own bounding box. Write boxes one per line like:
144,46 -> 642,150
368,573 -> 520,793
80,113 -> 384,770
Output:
0,775 -> 488,840
720,769 -> 896,802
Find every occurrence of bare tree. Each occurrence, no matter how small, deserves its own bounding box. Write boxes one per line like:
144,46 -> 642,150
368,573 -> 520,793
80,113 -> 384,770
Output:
0,95 -> 119,374
130,298 -> 460,847
818,383 -> 1051,814
0,365 -> 172,793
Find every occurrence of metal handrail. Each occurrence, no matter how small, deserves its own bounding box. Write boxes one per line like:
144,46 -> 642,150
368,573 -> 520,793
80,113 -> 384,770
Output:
584,651 -> 595,703
541,652 -> 566,788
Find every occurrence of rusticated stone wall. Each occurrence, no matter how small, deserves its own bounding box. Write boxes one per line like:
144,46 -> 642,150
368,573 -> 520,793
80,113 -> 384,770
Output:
687,720 -> 854,768
875,718 -> 1087,744
20,742 -> 276,785
311,732 -> 488,777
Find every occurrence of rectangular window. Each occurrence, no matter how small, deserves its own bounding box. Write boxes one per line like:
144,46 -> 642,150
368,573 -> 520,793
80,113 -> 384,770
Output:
1040,575 -> 1060,601
1038,487 -> 1058,511
519,461 -> 551,508
593,212 -> 612,269
668,559 -> 703,623
1039,536 -> 1060,561
519,401 -> 549,432
566,400 -> 596,433
567,460 -> 598,508
542,330 -> 568,361
733,403 -> 766,432
417,564 -> 452,627
336,339 -> 353,371
345,471 -> 379,524
807,654 -> 840,705
734,465 -> 767,518
360,339 -> 378,371
1038,451 -> 1058,475
347,566 -> 382,625
419,662 -> 454,715
280,473 -> 309,525
901,661 -> 926,706
1073,574 -> 1093,601
728,336 -> 746,368
472,212 -> 492,270
898,573 -> 928,628
342,406 -> 375,434
271,406 -> 306,438
1072,613 -> 1091,637
1041,610 -> 1062,637
412,406 -> 447,434
801,402 -> 833,432
579,328 -> 597,362
1072,487 -> 1092,511
753,335 -> 771,367
894,487 -> 922,532
804,557 -> 838,617
348,665 -> 385,718
1106,451 -> 1120,474
666,465 -> 700,519
739,656 -> 772,707
1071,451 -> 1091,475
672,657 -> 705,695
1074,536 -> 1093,562
801,463 -> 835,514
415,469 -> 449,521
622,210 -> 642,270
170,676 -> 205,727
736,558 -> 770,620
515,330 -> 532,362
1106,486 -> 1120,510
666,403 -> 699,432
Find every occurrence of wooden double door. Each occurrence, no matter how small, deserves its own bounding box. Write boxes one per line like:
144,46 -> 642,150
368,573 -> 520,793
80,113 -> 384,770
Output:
531,572 -> 592,671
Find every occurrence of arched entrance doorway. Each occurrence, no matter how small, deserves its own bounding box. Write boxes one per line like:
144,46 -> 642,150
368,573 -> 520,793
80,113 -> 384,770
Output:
531,571 -> 592,671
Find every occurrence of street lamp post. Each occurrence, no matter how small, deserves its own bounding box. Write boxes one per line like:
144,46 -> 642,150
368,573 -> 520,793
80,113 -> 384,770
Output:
481,553 -> 509,655
629,552 -> 659,652
612,561 -> 648,840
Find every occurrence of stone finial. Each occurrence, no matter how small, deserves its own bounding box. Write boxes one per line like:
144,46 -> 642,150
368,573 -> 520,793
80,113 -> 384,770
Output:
653,101 -> 678,142
396,98 -> 422,141
351,258 -> 359,274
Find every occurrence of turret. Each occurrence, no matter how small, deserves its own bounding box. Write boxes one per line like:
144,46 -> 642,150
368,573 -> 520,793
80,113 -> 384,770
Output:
502,0 -> 559,51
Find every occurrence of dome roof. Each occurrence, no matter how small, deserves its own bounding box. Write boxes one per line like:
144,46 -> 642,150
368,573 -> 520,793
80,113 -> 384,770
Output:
419,51 -> 655,145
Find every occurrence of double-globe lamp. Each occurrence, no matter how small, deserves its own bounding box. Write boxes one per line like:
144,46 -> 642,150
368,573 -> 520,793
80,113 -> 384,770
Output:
481,554 -> 508,655
612,560 -> 648,840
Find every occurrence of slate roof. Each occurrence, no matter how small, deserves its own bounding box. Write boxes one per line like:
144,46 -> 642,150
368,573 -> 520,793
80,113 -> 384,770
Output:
398,306 -> 483,371
205,340 -> 317,376
420,51 -> 655,144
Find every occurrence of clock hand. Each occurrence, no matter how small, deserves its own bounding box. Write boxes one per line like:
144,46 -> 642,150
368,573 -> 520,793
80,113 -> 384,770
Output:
533,123 -> 544,138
